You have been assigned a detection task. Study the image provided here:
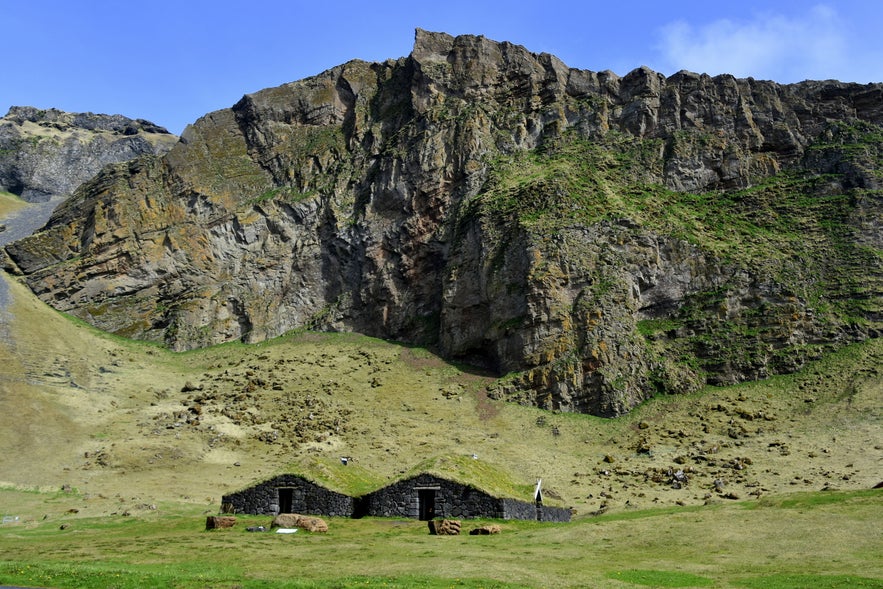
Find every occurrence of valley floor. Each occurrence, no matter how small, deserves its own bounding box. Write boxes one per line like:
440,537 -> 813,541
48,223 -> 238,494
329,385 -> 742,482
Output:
0,487 -> 880,588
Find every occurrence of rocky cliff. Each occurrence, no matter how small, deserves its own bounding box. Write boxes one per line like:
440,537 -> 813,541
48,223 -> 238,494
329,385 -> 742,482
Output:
0,106 -> 177,201
5,30 -> 881,416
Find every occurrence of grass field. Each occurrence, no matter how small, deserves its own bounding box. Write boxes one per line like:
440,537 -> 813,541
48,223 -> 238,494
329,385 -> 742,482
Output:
0,488 -> 880,588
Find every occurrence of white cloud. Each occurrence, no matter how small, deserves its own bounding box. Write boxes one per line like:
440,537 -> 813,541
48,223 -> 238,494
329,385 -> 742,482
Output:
656,5 -> 850,82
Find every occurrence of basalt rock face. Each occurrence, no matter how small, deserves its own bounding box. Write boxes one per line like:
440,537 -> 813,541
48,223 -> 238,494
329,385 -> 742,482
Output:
5,30 -> 882,416
0,106 -> 177,201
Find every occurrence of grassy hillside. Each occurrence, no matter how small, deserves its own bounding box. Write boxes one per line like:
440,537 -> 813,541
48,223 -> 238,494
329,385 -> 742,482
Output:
0,267 -> 880,514
0,191 -> 25,218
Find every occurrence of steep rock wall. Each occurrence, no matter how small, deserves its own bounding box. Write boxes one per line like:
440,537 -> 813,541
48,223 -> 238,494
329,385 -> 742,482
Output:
5,30 -> 881,416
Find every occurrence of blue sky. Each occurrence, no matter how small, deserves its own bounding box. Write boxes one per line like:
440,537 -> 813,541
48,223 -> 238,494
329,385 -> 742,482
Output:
4,0 -> 882,135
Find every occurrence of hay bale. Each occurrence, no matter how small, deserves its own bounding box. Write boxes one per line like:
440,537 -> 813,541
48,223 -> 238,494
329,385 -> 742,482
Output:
428,519 -> 461,535
469,524 -> 502,535
205,516 -> 236,530
271,513 -> 328,533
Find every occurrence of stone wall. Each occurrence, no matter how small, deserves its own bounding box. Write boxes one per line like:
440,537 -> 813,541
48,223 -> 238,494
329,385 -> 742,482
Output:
498,499 -> 572,522
364,474 -> 504,519
539,505 -> 573,523
499,498 -> 537,521
221,474 -> 353,517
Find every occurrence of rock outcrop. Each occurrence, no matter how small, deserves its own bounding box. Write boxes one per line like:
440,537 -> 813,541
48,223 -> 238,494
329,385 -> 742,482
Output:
4,30 -> 881,416
0,106 -> 177,201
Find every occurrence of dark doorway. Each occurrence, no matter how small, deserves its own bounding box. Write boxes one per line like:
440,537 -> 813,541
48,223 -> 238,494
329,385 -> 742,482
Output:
352,495 -> 370,519
278,488 -> 293,514
418,489 -> 436,521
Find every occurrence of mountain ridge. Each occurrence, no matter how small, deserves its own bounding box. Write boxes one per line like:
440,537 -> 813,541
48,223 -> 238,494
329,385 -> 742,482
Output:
0,106 -> 177,202
4,29 -> 881,416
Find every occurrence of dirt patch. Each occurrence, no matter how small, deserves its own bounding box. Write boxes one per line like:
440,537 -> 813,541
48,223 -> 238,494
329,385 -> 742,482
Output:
473,388 -> 500,421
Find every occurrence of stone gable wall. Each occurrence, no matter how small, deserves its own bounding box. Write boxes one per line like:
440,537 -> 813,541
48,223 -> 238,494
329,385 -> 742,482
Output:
221,474 -> 353,517
364,474 -> 505,519
362,473 -> 560,520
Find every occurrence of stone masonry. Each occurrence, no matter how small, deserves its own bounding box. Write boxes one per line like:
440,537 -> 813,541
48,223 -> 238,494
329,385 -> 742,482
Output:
222,474 -> 353,517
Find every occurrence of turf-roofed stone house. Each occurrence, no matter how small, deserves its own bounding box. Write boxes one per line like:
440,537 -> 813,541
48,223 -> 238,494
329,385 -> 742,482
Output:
221,474 -> 354,517
221,456 -> 571,522
361,472 -> 571,522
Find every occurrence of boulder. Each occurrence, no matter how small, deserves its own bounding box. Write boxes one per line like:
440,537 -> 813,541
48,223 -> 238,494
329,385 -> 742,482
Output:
296,516 -> 328,533
271,513 -> 300,528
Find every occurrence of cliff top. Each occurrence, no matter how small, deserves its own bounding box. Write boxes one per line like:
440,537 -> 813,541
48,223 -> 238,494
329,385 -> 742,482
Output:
3,105 -> 173,136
